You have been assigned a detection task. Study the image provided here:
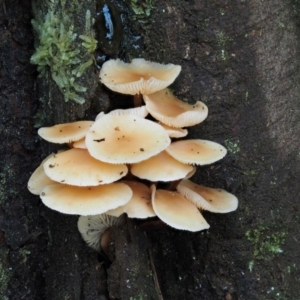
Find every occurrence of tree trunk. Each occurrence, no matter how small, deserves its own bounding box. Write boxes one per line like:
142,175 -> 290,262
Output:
1,0 -> 300,299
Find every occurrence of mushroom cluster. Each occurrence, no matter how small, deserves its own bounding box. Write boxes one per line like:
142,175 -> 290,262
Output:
28,58 -> 238,252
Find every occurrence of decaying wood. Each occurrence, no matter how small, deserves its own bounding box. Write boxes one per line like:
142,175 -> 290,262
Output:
1,0 -> 300,299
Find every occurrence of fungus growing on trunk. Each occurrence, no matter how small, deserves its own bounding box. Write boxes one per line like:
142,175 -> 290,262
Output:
40,182 -> 132,215
177,179 -> 238,213
77,214 -> 126,253
43,148 -> 128,186
99,58 -> 181,95
38,121 -> 94,144
85,114 -> 170,164
106,181 -> 155,218
151,185 -> 210,232
27,154 -> 56,195
166,139 -> 227,165
131,151 -> 193,182
144,89 -> 208,128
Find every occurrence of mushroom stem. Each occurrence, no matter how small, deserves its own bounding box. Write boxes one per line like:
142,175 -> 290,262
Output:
133,93 -> 143,107
100,227 -> 112,256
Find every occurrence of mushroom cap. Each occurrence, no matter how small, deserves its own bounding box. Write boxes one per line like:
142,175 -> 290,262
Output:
99,58 -> 181,95
77,214 -> 125,252
38,121 -> 94,144
40,182 -> 133,215
28,154 -> 56,195
185,166 -> 197,179
177,179 -> 238,213
106,181 -> 155,218
95,111 -> 105,121
144,89 -> 208,128
86,114 -> 171,164
166,139 -> 227,165
43,148 -> 128,186
159,123 -> 188,138
131,151 -> 193,182
109,106 -> 149,118
72,137 -> 87,149
151,185 -> 209,232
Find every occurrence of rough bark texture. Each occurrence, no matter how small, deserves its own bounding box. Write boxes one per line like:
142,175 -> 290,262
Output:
1,0 -> 300,299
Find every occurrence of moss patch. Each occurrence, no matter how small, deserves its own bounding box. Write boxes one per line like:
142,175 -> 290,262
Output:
31,1 -> 97,104
246,224 -> 287,272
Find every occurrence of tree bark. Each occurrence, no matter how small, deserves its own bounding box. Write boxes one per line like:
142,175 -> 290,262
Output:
1,0 -> 300,299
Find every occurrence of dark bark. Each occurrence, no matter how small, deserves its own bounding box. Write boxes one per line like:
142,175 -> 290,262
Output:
1,0 -> 300,299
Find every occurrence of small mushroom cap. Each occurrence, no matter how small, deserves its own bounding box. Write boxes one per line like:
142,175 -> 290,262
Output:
177,179 -> 238,213
185,166 -> 197,179
131,151 -> 193,182
109,106 -> 149,118
166,139 -> 227,165
106,181 -> 155,218
72,137 -> 87,149
159,123 -> 188,138
95,111 -> 105,121
151,185 -> 210,232
99,58 -> 181,95
77,214 -> 126,252
86,114 -> 171,164
28,154 -> 56,195
38,121 -> 94,144
144,89 -> 208,128
43,148 -> 128,186
40,182 -> 133,215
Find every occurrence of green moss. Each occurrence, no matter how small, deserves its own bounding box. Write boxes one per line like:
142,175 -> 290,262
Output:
224,139 -> 240,154
31,2 -> 97,104
128,0 -> 155,24
246,224 -> 287,271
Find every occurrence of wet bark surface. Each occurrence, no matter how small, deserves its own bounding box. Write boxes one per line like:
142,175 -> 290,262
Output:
1,0 -> 300,299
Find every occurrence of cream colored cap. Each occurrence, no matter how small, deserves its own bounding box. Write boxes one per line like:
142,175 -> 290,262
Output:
151,185 -> 210,232
106,181 -> 155,218
166,139 -> 227,165
28,154 -> 56,195
109,106 -> 149,118
131,151 -> 193,182
38,121 -> 94,144
40,182 -> 133,215
86,114 -> 170,164
177,179 -> 238,213
43,148 -> 128,186
144,89 -> 208,128
99,58 -> 181,95
72,137 -> 87,149
159,123 -> 188,138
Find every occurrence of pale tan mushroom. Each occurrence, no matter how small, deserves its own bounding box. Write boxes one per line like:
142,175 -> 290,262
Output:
177,179 -> 238,213
38,121 -> 94,144
72,137 -> 87,149
159,123 -> 188,138
106,181 -> 155,218
108,106 -> 149,118
27,154 -> 56,195
77,214 -> 126,253
151,185 -> 210,232
40,182 -> 132,215
166,139 -> 227,165
99,58 -> 181,95
85,114 -> 170,164
43,148 -> 128,186
144,89 -> 208,128
131,151 -> 193,182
